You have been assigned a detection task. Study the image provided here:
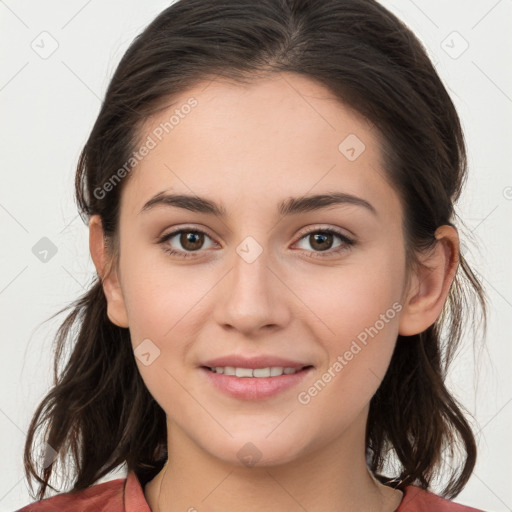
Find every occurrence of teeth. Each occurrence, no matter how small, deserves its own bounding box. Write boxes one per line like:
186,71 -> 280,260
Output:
235,367 -> 254,377
253,368 -> 271,377
209,366 -> 300,377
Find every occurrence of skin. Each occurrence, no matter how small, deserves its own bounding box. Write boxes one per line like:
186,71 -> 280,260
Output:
89,72 -> 459,512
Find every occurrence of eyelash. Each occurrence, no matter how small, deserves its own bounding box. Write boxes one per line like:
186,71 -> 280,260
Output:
157,226 -> 355,260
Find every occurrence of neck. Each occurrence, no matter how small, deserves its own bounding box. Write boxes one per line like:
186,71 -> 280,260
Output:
145,412 -> 403,512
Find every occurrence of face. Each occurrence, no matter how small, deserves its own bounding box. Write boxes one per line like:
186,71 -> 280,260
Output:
104,72 -> 411,467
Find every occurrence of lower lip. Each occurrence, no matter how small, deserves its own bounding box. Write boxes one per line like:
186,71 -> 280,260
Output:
200,366 -> 314,400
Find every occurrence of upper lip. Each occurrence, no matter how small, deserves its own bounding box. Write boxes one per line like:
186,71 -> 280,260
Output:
201,356 -> 313,370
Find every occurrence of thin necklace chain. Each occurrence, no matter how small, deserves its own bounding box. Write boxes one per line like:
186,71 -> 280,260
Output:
154,461 -> 401,512
156,460 -> 169,512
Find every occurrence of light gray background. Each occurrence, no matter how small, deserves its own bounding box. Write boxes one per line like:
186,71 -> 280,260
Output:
1,1 -> 511,511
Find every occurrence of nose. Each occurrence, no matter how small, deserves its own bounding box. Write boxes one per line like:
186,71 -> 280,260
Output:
213,244 -> 292,336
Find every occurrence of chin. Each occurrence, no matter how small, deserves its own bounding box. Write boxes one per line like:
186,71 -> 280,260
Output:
198,429 -> 313,469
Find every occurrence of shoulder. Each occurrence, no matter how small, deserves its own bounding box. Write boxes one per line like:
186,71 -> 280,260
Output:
16,471 -> 149,512
398,485 -> 486,512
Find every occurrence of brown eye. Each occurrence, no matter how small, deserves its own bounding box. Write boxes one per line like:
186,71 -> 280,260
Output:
308,232 -> 335,251
180,231 -> 205,251
295,227 -> 355,258
158,228 -> 216,258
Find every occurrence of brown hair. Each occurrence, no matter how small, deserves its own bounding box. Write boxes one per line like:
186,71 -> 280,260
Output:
23,0 -> 487,502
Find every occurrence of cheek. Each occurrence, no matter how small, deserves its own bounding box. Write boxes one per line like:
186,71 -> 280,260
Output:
122,262 -> 205,418
293,243 -> 405,344
293,245 -> 405,404
119,239 -> 206,338
119,250 -> 217,402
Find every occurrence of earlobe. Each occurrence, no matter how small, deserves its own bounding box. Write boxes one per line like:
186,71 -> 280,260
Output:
89,215 -> 129,328
398,225 -> 459,336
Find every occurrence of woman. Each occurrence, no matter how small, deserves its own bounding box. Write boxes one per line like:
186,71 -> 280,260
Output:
19,0 -> 487,510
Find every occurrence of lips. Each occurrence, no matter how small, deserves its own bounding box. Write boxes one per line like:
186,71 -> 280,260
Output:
199,355 -> 314,400
206,366 -> 303,377
201,355 -> 312,370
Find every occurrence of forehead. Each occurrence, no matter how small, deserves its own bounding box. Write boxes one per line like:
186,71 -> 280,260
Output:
121,72 -> 399,221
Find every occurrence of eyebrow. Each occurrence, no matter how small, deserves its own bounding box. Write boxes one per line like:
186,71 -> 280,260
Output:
139,191 -> 377,217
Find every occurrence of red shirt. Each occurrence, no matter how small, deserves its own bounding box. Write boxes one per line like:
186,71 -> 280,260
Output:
16,470 -> 485,511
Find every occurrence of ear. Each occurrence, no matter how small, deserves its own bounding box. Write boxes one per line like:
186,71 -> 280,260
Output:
89,215 -> 129,328
398,225 -> 459,336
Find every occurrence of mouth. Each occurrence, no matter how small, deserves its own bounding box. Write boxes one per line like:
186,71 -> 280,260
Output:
202,365 -> 313,377
200,364 -> 314,400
